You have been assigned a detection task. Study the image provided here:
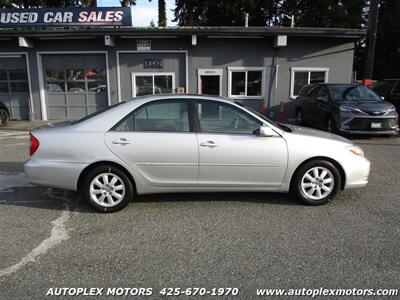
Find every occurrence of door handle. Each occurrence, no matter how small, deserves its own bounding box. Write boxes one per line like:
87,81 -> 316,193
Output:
200,141 -> 218,148
112,138 -> 131,145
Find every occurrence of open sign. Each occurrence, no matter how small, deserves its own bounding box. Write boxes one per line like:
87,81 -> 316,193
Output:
143,58 -> 163,69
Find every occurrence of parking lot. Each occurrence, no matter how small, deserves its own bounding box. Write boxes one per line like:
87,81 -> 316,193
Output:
0,122 -> 399,299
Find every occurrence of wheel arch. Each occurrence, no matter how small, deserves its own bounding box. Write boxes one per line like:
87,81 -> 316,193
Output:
77,161 -> 137,193
290,156 -> 346,191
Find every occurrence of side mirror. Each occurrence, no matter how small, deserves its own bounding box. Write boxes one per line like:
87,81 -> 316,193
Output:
254,126 -> 276,137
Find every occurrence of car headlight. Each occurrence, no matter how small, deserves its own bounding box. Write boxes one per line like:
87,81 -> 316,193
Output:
340,106 -> 366,114
346,145 -> 365,157
387,106 -> 397,113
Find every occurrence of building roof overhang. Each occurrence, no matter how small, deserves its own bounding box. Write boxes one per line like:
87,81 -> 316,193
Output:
0,26 -> 366,39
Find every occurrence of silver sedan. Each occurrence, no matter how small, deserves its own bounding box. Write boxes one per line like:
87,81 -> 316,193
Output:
25,95 -> 370,212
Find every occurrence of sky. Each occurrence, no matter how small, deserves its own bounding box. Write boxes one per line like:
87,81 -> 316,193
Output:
97,0 -> 177,27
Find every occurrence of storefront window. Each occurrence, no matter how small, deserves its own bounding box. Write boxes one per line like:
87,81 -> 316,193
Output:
45,68 -> 107,94
231,72 -> 245,96
9,69 -> 28,81
291,68 -> 328,98
0,69 -> 29,94
0,70 -> 7,81
133,73 -> 174,97
229,68 -> 264,98
154,75 -> 173,94
66,69 -> 85,80
10,82 -> 29,93
293,72 -> 309,97
0,82 -> 9,93
247,71 -> 262,96
46,69 -> 65,81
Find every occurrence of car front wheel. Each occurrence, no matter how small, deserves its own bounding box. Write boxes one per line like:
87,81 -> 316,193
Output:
292,160 -> 341,205
81,165 -> 134,212
0,108 -> 9,126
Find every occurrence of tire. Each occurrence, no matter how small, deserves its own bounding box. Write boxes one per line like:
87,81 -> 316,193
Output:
81,165 -> 134,212
296,109 -> 304,125
0,108 -> 9,127
325,116 -> 337,133
291,159 -> 341,205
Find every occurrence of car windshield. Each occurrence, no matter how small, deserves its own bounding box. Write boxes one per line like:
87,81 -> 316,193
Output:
328,85 -> 381,102
71,102 -> 125,125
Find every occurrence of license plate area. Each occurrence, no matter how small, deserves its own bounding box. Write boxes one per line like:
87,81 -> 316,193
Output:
371,122 -> 382,129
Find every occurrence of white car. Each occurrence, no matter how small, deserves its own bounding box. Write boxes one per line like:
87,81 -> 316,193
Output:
25,95 -> 370,212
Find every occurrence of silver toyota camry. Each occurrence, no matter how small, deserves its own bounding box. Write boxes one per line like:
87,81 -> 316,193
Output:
25,95 -> 370,212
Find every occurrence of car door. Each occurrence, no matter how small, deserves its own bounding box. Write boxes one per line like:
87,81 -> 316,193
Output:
194,100 -> 288,187
105,100 -> 198,187
313,86 -> 331,129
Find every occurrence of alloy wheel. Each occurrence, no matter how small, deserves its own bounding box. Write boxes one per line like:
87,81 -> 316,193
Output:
301,167 -> 335,200
89,172 -> 126,207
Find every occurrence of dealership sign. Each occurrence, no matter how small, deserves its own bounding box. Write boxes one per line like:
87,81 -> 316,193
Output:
0,7 -> 132,27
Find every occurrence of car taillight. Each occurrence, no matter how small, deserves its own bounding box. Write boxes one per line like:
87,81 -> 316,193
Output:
29,133 -> 39,156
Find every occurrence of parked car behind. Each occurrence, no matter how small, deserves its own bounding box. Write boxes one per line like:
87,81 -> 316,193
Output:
373,79 -> 400,125
295,84 -> 399,135
0,101 -> 10,126
25,95 -> 370,212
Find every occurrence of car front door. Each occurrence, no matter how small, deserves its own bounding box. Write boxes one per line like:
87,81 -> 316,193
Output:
105,100 -> 198,187
194,100 -> 288,187
313,87 -> 331,129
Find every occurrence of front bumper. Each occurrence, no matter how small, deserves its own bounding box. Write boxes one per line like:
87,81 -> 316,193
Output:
24,158 -> 88,191
343,156 -> 371,189
339,114 -> 398,135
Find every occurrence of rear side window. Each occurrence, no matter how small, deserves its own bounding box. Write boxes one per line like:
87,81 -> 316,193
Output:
113,101 -> 190,132
374,81 -> 395,95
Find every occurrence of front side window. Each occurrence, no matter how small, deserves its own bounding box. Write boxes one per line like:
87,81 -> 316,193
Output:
196,101 -> 261,135
291,68 -> 328,98
114,101 -> 189,132
229,69 -> 264,98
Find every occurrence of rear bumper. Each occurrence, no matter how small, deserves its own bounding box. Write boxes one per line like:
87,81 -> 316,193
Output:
24,158 -> 88,191
343,156 -> 371,189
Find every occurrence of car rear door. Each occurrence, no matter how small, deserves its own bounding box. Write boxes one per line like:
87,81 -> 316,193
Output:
105,100 -> 198,187
194,100 -> 288,187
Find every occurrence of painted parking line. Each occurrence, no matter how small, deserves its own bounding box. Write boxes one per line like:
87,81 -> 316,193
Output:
0,171 -> 80,277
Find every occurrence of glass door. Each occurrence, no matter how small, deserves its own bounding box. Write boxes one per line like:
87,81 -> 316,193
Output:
132,73 -> 175,97
197,69 -> 222,96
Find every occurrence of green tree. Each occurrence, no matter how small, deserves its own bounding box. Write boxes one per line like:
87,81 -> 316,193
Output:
173,0 -> 277,26
373,0 -> 400,78
279,0 -> 366,28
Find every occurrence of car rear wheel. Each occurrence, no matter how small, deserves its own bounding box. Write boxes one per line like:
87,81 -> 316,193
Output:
292,160 -> 341,205
0,108 -> 9,127
81,165 -> 134,212
325,117 -> 337,133
296,109 -> 303,125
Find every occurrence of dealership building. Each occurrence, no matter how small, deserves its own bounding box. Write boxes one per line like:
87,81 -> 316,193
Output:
0,7 -> 365,121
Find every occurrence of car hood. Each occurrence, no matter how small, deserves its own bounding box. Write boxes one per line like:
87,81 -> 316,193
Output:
337,100 -> 393,115
284,124 -> 352,144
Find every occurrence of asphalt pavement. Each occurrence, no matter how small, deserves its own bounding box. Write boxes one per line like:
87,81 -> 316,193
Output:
0,122 -> 399,299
